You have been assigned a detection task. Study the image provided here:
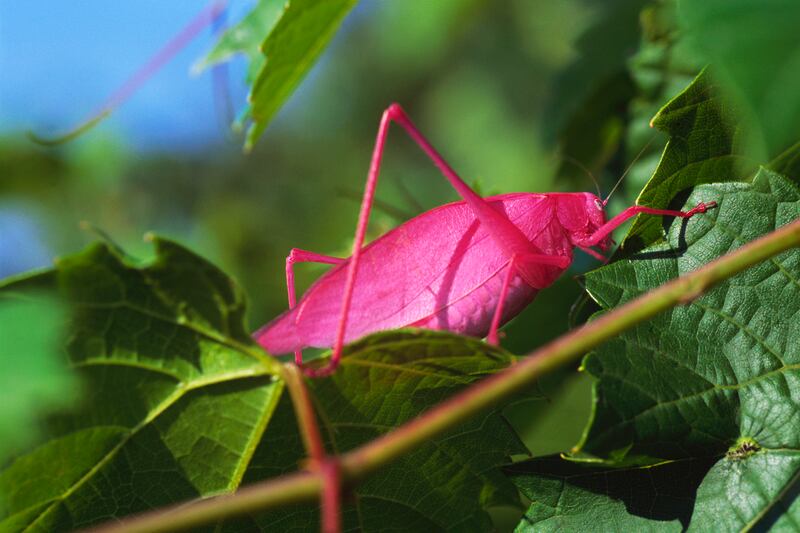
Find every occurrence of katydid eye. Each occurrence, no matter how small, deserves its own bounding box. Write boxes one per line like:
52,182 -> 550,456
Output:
594,199 -> 603,210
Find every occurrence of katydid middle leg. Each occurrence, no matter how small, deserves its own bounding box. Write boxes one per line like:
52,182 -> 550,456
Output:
486,252 -> 571,345
579,246 -> 607,262
307,103 -> 544,378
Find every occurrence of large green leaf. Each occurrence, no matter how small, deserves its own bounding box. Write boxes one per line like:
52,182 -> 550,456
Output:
583,169 -> 800,462
509,170 -> 800,530
0,238 -> 538,531
233,331 -> 538,532
0,238 -> 283,532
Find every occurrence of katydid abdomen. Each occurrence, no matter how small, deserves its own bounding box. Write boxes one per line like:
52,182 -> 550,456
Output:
256,192 -> 572,354
406,269 -> 538,338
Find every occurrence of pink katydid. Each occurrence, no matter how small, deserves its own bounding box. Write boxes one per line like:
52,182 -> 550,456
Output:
254,104 -> 716,378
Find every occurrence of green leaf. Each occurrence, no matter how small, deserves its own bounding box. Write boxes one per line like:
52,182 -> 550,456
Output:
1,240 -> 538,531
246,0 -> 357,149
679,0 -> 800,160
623,68 -> 800,256
506,455 -> 717,532
0,238 -> 283,532
583,169 -> 800,461
239,330 -> 538,531
199,0 -> 357,150
197,0 -> 286,84
198,0 -> 357,149
0,293 -> 77,465
622,69 -> 754,253
510,170 -> 800,529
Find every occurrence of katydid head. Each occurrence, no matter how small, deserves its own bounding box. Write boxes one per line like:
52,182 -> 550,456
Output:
587,194 -> 611,251
556,193 -> 611,251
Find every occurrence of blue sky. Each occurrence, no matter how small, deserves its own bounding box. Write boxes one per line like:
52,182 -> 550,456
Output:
0,1 -> 257,151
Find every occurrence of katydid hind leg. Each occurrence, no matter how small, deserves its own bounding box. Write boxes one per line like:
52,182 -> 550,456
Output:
487,256 -> 517,345
284,249 -> 343,367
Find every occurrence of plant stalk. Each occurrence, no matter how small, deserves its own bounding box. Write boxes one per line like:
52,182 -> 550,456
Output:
282,363 -> 340,533
86,218 -> 800,533
283,364 -> 326,464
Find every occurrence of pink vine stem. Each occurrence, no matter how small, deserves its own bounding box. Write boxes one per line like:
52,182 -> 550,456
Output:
30,0 -> 228,144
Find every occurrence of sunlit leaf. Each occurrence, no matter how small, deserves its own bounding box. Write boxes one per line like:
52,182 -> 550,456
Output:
197,0 -> 286,84
0,238 -> 283,531
200,0 -> 358,150
245,0 -> 357,150
0,238 -> 538,532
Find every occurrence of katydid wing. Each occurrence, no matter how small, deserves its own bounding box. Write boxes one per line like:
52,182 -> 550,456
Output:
254,104 -> 715,377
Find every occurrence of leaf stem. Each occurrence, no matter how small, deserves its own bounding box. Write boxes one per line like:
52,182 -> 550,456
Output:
282,363 -> 341,533
86,219 -> 800,533
283,364 -> 326,462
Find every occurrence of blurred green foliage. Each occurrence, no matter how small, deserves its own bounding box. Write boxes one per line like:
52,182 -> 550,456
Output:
3,0 -> 799,528
679,0 -> 800,160
0,294 -> 75,465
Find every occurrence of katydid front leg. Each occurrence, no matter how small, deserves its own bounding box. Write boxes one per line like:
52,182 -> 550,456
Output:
579,246 -> 608,262
577,202 -> 718,249
311,104 -> 548,378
